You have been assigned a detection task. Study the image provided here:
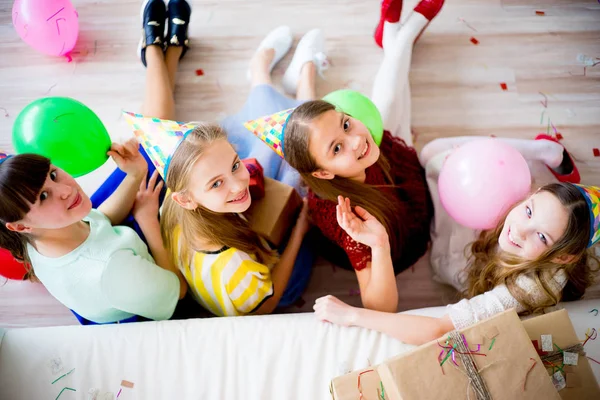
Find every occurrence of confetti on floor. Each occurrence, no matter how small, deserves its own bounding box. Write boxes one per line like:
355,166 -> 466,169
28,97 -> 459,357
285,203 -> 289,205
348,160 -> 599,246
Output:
594,148 -> 600,157
120,380 -> 134,389
458,17 -> 478,32
195,69 -> 204,76
535,11 -> 545,16
556,133 -> 563,140
470,37 -> 479,45
500,82 -> 508,91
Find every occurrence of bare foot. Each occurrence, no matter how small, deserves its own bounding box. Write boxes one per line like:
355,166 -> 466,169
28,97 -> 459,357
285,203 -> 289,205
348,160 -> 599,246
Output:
249,48 -> 275,86
297,62 -> 317,101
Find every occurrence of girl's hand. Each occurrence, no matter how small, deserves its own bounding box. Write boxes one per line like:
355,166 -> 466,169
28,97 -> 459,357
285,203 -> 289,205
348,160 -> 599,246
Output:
108,139 -> 147,180
132,170 -> 163,222
313,295 -> 359,327
294,198 -> 311,237
336,196 -> 389,249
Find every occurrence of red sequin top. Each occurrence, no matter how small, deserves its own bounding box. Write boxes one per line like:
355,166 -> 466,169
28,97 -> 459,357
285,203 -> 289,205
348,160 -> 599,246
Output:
308,131 -> 432,273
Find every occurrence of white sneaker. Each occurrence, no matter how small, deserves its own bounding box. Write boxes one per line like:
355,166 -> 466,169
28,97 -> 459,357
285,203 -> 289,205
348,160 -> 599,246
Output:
246,26 -> 294,81
282,28 -> 328,96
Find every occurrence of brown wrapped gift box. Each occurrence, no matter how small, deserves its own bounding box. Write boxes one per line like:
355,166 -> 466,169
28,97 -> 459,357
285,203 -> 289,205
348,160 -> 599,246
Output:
330,366 -> 385,400
522,309 -> 600,399
245,177 -> 302,246
376,310 -> 560,400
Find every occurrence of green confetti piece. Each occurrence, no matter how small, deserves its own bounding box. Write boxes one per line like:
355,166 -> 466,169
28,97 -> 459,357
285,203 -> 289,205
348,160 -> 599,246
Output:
554,343 -> 564,353
489,337 -> 496,351
440,344 -> 457,366
55,387 -> 76,400
51,368 -> 75,385
380,381 -> 385,400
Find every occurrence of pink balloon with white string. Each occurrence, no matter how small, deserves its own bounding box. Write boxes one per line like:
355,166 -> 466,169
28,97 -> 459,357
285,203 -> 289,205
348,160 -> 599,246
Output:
12,0 -> 79,57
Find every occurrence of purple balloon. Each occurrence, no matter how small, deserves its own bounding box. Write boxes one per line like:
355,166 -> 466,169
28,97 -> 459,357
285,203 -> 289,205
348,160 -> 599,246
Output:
438,138 -> 532,230
12,0 -> 79,57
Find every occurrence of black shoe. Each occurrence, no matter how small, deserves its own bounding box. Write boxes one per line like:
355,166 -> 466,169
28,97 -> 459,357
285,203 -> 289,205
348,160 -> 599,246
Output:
166,0 -> 191,60
139,0 -> 167,67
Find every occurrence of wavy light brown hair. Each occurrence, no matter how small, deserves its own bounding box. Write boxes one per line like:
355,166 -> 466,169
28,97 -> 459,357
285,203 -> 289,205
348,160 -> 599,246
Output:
161,124 -> 278,268
465,183 -> 598,314
283,100 -> 403,259
0,154 -> 51,281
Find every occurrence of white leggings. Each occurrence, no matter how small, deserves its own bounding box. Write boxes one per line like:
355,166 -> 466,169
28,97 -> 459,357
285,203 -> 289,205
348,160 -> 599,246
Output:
370,13 -> 429,147
369,14 -> 565,171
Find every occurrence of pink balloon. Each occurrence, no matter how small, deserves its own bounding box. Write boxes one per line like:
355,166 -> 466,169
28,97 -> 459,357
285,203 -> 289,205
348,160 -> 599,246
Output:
438,139 -> 532,230
12,0 -> 79,57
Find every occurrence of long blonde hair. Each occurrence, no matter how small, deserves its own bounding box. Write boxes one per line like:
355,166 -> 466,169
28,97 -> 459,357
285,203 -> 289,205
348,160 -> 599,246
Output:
465,183 -> 598,314
160,124 -> 278,267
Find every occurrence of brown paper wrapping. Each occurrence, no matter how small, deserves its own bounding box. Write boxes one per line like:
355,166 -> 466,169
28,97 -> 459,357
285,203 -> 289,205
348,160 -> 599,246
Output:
522,309 -> 600,399
331,367 -> 384,400
244,177 -> 302,246
377,310 -> 560,400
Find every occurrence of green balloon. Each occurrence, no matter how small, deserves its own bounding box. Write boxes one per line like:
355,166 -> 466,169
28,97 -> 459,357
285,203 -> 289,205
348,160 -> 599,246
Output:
322,89 -> 384,146
12,97 -> 111,177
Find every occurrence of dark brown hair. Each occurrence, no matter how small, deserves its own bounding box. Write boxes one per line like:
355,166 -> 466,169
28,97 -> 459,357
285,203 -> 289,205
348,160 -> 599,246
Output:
0,154 -> 51,280
466,182 -> 597,314
283,100 -> 403,260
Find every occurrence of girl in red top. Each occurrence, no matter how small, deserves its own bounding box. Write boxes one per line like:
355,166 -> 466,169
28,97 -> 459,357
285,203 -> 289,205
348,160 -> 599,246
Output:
250,0 -> 445,312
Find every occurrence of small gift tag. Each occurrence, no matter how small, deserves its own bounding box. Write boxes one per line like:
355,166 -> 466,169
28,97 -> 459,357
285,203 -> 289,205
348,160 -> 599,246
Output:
541,335 -> 553,352
552,371 -> 566,391
563,352 -> 579,366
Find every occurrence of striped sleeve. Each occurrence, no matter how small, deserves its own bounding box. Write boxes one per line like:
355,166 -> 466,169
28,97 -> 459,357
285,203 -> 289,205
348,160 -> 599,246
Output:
224,251 -> 274,314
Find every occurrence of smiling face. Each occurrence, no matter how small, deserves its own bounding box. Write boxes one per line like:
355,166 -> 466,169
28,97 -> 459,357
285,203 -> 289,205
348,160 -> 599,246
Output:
498,190 -> 570,260
307,109 -> 380,181
10,166 -> 92,232
177,139 -> 251,213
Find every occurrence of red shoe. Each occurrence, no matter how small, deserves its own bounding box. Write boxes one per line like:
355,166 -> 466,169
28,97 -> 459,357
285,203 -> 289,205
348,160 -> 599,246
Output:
413,0 -> 445,44
413,0 -> 445,21
535,134 -> 581,184
374,0 -> 404,48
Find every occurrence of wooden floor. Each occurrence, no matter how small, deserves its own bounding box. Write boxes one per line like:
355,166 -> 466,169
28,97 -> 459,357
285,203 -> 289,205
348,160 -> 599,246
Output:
0,0 -> 599,327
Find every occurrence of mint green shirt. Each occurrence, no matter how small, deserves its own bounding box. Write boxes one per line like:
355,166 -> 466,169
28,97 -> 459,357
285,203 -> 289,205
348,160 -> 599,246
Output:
28,209 -> 179,323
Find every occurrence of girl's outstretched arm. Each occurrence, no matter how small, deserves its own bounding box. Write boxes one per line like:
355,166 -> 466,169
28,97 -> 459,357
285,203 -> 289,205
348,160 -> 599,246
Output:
336,197 -> 398,312
314,295 -> 454,346
98,139 -> 147,225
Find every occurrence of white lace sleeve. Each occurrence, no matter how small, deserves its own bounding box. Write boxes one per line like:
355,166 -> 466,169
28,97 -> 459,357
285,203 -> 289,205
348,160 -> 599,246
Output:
446,284 -> 523,330
447,270 -> 567,330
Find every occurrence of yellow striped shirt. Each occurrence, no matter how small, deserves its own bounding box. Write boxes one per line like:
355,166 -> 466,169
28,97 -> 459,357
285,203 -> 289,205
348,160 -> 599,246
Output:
172,229 -> 273,316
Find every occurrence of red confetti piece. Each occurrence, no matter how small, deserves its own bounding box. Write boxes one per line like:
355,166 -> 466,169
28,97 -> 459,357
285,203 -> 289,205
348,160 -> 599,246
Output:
357,369 -> 375,399
593,148 -> 600,157
500,83 -> 508,91
195,69 -> 204,76
470,37 -> 479,45
535,11 -> 545,16
587,356 -> 600,365
523,358 -> 537,391
555,133 -> 563,140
